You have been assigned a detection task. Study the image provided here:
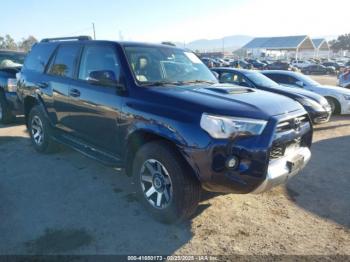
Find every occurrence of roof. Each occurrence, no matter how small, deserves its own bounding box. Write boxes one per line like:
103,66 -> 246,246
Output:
243,35 -> 315,50
312,38 -> 329,50
37,38 -> 184,50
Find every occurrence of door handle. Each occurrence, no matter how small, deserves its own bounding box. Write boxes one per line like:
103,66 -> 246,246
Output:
69,89 -> 81,97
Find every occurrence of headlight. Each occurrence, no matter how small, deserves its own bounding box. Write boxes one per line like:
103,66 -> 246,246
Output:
6,78 -> 17,92
320,97 -> 329,106
200,113 -> 267,139
343,94 -> 350,100
296,98 -> 324,111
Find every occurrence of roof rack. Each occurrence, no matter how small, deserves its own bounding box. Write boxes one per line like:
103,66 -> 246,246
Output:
41,36 -> 92,43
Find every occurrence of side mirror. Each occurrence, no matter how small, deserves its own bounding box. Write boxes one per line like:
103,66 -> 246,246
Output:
295,81 -> 304,87
211,71 -> 219,79
88,70 -> 122,87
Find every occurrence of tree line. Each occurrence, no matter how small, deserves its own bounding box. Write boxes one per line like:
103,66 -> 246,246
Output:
1,33 -> 350,53
0,35 -> 38,52
329,34 -> 350,52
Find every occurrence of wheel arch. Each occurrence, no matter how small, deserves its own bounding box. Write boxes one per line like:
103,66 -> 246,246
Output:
324,95 -> 341,114
124,129 -> 199,182
23,95 -> 51,126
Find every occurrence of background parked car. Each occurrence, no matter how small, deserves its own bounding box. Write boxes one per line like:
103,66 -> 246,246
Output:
0,50 -> 26,123
338,69 -> 350,89
201,57 -> 216,68
247,59 -> 266,70
230,60 -> 252,69
291,60 -> 314,69
322,61 -> 343,71
212,68 -> 331,124
266,61 -> 297,71
262,70 -> 350,115
301,64 -> 335,75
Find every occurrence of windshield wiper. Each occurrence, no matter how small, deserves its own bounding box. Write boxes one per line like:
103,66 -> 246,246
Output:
139,81 -> 184,87
180,80 -> 216,85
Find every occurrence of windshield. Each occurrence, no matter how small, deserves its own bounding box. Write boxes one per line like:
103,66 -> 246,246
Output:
0,52 -> 26,68
245,71 -> 280,88
294,73 -> 320,86
123,46 -> 218,86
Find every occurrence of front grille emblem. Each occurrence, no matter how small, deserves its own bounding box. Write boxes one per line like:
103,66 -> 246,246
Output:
293,118 -> 302,132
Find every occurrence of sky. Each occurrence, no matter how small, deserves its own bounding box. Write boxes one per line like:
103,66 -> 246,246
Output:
1,0 -> 349,43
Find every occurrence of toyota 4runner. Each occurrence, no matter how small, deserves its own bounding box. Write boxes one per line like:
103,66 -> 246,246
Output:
17,36 -> 313,223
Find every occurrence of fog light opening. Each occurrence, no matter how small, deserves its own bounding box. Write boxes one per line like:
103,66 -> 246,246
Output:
226,156 -> 239,169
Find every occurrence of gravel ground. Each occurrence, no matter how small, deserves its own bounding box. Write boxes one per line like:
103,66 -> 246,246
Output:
0,75 -> 349,257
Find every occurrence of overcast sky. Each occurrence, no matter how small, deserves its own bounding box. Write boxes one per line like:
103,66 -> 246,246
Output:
1,0 -> 348,42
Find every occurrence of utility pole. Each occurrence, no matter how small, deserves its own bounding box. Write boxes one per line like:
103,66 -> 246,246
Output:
92,23 -> 96,40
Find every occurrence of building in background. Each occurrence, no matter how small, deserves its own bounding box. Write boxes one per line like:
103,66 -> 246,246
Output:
242,35 -> 316,60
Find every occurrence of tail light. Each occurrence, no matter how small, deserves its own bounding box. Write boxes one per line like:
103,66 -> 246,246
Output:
7,78 -> 17,92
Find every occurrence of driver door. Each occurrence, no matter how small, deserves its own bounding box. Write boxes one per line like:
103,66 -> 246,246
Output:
65,43 -> 124,154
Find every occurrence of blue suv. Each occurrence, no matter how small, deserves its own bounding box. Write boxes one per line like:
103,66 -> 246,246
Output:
17,36 -> 313,223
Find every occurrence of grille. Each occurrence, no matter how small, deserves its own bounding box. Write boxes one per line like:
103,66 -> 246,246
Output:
270,144 -> 285,159
276,115 -> 308,133
269,137 -> 302,160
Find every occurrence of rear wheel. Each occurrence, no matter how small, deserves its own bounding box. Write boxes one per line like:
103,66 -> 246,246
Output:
0,94 -> 15,124
28,105 -> 60,153
132,141 -> 201,224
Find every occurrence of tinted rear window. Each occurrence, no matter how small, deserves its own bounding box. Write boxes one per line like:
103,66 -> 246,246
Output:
48,45 -> 81,78
23,43 -> 56,73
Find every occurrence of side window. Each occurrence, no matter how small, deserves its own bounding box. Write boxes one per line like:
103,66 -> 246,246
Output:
48,45 -> 80,78
23,44 -> 56,73
266,74 -> 288,84
220,72 -> 234,83
78,45 -> 120,84
286,76 -> 299,85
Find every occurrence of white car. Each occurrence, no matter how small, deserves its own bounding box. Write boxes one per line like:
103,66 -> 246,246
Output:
291,60 -> 314,69
262,70 -> 350,115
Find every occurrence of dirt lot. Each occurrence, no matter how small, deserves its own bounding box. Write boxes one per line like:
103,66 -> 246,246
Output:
0,76 -> 349,256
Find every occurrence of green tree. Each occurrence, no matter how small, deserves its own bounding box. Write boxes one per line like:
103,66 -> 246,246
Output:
18,36 -> 38,52
330,34 -> 350,52
2,34 -> 17,50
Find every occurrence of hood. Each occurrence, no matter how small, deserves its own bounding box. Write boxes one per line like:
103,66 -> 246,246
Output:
149,84 -> 304,120
261,84 -> 324,103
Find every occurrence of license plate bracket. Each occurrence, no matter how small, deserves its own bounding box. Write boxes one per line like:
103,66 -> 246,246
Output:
287,155 -> 304,173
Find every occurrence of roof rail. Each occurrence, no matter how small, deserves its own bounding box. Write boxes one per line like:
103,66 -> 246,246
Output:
41,36 -> 92,43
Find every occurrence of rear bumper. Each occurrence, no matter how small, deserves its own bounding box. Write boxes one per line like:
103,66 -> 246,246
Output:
252,147 -> 311,194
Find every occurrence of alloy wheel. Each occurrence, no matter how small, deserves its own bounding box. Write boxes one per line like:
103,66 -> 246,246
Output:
31,115 -> 44,145
140,159 -> 173,209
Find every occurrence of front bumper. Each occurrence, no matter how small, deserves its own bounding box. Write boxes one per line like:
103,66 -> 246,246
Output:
252,147 -> 311,193
310,109 -> 332,124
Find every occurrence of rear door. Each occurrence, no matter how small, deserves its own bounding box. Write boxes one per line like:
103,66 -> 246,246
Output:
45,44 -> 82,131
65,43 -> 124,154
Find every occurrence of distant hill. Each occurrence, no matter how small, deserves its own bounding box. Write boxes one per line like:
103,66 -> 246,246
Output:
175,35 -> 253,52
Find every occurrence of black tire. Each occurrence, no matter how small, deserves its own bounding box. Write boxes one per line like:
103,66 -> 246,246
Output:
325,97 -> 340,115
28,105 -> 60,153
132,141 -> 201,224
0,93 -> 15,124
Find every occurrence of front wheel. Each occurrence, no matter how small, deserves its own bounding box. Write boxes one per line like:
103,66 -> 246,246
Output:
132,141 -> 201,224
325,97 -> 340,115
